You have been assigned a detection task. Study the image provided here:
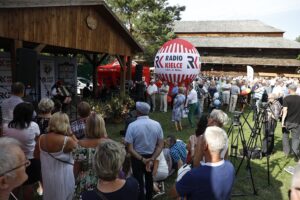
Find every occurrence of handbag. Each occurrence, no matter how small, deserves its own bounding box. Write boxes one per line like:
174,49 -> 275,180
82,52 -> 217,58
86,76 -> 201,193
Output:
33,136 -> 40,159
44,134 -> 74,166
95,189 -> 109,200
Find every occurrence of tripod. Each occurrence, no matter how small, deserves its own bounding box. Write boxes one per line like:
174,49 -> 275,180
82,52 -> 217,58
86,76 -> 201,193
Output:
227,111 -> 257,195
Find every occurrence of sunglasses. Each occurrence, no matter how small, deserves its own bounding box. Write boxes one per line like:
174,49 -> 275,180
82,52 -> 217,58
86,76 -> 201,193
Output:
0,160 -> 31,177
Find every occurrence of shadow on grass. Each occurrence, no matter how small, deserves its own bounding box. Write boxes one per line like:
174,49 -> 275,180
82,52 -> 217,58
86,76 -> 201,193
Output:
106,109 -> 292,200
230,155 -> 284,200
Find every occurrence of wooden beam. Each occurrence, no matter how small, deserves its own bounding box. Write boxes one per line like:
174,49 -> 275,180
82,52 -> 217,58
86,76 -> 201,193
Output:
96,53 -> 109,66
10,40 -> 23,82
84,54 -> 93,64
116,55 -> 126,98
34,43 -> 46,53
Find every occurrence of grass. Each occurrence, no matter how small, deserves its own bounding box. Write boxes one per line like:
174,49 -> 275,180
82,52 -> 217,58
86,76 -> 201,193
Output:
106,106 -> 296,200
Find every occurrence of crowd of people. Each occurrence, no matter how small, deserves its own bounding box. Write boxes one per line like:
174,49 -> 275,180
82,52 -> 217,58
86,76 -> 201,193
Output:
1,74 -> 300,200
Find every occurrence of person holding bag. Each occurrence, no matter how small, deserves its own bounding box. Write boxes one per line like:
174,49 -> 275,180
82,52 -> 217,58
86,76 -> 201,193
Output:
39,112 -> 78,200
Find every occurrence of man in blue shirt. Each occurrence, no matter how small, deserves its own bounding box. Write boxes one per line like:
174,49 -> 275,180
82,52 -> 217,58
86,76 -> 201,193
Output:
125,102 -> 164,200
171,126 -> 235,200
166,135 -> 187,170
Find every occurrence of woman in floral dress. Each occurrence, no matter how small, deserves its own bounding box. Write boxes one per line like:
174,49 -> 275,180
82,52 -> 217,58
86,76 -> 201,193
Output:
172,87 -> 186,131
73,112 -> 108,198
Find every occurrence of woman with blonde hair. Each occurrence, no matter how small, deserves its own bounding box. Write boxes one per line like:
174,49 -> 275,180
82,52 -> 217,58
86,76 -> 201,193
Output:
36,98 -> 54,134
39,112 -> 78,200
73,112 -> 108,198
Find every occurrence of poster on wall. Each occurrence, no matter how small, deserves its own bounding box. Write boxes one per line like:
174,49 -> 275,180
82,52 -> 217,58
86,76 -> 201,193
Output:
40,60 -> 55,99
0,54 -> 12,104
57,58 -> 77,95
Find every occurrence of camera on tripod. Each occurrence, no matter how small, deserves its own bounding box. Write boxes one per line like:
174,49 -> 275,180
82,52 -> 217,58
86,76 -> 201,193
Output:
232,111 -> 243,126
260,102 -> 269,109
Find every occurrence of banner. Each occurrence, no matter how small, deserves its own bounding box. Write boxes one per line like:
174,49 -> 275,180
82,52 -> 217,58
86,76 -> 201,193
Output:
247,65 -> 254,82
0,54 -> 12,104
40,60 -> 55,98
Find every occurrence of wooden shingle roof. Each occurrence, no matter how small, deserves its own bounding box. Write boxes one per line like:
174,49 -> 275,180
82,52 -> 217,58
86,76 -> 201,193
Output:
179,36 -> 300,49
202,56 -> 300,67
174,20 -> 284,33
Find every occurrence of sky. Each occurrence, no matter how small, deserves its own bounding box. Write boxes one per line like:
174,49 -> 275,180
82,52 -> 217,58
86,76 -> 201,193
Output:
168,0 -> 300,40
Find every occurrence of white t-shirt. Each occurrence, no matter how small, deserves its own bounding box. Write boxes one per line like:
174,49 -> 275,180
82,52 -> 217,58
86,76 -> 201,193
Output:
156,151 -> 169,175
3,122 -> 40,159
147,84 -> 158,95
187,89 -> 198,104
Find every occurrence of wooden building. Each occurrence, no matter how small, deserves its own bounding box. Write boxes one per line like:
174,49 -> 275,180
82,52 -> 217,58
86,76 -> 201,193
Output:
0,0 -> 143,97
174,20 -> 300,76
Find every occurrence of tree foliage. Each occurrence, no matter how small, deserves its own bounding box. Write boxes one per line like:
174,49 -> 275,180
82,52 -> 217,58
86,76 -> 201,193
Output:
297,35 -> 300,60
106,0 -> 185,64
296,35 -> 300,43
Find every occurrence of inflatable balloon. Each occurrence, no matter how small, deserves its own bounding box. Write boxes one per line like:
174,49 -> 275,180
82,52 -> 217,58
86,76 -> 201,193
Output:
154,38 -> 201,84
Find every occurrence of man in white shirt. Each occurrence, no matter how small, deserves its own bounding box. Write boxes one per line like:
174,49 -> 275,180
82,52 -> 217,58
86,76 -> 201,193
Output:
159,81 -> 169,112
147,80 -> 158,112
185,84 -> 198,128
1,82 -> 24,124
222,79 -> 231,106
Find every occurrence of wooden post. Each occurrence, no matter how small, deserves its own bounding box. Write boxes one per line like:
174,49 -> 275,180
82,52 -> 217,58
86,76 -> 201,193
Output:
92,54 -> 98,98
116,55 -> 126,99
84,53 -> 108,98
10,40 -> 23,82
126,56 -> 132,81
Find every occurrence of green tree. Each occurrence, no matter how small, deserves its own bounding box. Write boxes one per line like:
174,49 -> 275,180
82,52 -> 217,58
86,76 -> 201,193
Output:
297,36 -> 300,60
106,0 -> 185,64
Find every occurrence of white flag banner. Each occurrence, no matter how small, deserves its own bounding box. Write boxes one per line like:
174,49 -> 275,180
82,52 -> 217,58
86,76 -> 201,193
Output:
247,65 -> 254,82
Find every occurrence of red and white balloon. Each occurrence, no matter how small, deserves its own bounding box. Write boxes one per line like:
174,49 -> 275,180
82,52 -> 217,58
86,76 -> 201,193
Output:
154,38 -> 201,84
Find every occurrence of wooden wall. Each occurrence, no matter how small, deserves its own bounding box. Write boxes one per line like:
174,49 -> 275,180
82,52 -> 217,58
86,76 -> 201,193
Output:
0,6 -> 137,56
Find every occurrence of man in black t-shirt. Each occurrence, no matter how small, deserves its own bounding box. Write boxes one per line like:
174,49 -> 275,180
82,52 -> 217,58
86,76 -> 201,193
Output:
282,84 -> 300,158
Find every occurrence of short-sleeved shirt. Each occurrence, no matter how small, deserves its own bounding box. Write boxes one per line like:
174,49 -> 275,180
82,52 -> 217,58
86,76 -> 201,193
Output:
169,140 -> 187,164
231,85 -> 240,95
71,118 -> 86,139
187,89 -> 198,104
176,160 -> 235,200
147,84 -> 158,96
35,116 -> 50,134
156,151 -> 169,175
172,86 -> 179,96
81,176 -> 139,200
125,116 -> 163,155
0,95 -> 23,124
3,121 -> 40,159
283,95 -> 300,124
